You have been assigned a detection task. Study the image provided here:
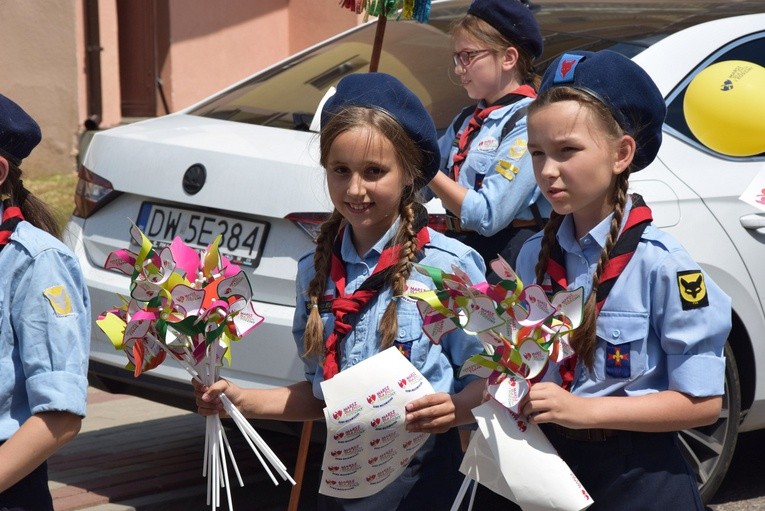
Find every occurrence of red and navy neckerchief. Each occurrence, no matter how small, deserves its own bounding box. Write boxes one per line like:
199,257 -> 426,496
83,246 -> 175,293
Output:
322,206 -> 430,380
450,84 -> 536,182
0,199 -> 25,251
545,194 -> 653,390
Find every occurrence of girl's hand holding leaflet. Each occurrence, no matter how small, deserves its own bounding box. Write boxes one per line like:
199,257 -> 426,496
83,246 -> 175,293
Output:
405,392 -> 457,434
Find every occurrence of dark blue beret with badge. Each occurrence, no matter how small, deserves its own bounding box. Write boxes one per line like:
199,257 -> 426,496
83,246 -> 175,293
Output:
321,72 -> 440,186
540,50 -> 667,171
467,0 -> 543,59
0,93 -> 42,166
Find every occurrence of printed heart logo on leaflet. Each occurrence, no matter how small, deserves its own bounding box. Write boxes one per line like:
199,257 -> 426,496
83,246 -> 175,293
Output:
367,394 -> 376,404
487,373 -> 529,413
333,410 -> 343,420
398,378 -> 407,388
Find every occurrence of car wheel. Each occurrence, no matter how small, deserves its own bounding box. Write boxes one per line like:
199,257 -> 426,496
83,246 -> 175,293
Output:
678,341 -> 741,503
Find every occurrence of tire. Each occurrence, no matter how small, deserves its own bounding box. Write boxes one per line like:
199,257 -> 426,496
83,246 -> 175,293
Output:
678,341 -> 741,503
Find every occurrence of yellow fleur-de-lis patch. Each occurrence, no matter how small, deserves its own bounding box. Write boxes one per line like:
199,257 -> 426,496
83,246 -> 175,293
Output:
43,285 -> 72,316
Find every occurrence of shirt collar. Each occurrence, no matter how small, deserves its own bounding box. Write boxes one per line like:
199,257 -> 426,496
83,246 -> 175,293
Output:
557,196 -> 635,253
340,218 -> 401,264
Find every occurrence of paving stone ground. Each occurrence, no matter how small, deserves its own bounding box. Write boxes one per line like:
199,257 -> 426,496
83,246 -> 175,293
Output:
48,388 -> 322,511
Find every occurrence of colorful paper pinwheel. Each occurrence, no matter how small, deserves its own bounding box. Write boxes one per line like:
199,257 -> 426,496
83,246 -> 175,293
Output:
95,224 -> 293,511
406,256 -> 584,413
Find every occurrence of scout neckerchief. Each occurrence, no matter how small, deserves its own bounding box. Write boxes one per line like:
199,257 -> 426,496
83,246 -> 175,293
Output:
450,84 -> 536,183
323,205 -> 431,380
546,194 -> 653,390
0,200 -> 25,251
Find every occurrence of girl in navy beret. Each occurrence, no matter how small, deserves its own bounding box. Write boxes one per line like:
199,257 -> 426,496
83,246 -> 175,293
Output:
194,73 -> 488,510
426,0 -> 552,282
514,50 -> 731,510
0,94 -> 90,510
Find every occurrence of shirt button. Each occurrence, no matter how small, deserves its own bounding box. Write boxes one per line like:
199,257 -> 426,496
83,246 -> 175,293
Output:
398,329 -> 406,338
612,330 -> 620,339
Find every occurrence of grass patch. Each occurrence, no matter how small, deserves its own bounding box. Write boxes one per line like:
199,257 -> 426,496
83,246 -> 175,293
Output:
24,172 -> 78,232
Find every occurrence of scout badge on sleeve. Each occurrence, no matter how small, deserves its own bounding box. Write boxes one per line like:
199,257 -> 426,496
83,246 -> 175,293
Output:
677,269 -> 709,310
406,256 -> 594,510
96,223 -> 294,511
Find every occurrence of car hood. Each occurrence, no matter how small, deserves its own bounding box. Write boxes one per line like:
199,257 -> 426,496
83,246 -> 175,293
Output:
83,114 -> 333,217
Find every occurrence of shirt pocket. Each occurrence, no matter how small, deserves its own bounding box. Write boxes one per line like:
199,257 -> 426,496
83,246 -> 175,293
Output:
392,308 -> 428,371
594,310 -> 649,381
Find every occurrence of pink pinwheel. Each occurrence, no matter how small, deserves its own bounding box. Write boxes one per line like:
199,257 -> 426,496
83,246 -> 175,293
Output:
96,225 -> 289,511
406,256 -> 584,414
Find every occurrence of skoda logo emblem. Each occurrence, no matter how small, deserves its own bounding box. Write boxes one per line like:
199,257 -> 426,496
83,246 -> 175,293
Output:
183,164 -> 207,195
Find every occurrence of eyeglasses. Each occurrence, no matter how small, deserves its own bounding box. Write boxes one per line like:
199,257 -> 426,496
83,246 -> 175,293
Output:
452,49 -> 494,68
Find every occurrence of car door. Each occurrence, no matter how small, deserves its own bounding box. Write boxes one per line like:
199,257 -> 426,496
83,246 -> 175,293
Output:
657,33 -> 765,431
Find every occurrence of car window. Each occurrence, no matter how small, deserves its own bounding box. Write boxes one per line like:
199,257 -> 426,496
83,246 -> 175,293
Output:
664,35 -> 765,159
189,20 -> 468,132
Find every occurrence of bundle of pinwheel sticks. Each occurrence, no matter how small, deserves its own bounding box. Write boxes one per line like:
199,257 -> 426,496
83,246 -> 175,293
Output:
96,224 -> 295,510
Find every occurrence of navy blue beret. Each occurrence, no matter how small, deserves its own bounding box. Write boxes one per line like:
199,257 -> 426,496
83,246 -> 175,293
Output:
467,0 -> 543,59
321,73 -> 440,185
540,50 -> 666,171
0,93 -> 41,165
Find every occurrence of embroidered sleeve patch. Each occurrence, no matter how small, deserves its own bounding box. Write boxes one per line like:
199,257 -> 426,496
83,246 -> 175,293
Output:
507,138 -> 527,160
606,343 -> 631,378
677,270 -> 709,310
43,285 -> 73,316
495,160 -> 520,181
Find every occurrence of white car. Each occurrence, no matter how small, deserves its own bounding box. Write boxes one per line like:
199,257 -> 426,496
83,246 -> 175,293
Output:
65,0 -> 765,502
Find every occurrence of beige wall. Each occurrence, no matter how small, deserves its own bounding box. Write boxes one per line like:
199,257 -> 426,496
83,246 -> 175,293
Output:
2,0 -> 359,177
166,0 -> 356,112
1,1 -> 80,177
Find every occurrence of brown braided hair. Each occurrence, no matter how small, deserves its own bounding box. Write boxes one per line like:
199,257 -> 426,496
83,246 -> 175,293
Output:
530,86 -> 632,369
302,106 -> 425,359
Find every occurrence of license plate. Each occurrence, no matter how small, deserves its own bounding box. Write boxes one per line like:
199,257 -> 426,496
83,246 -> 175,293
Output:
136,202 -> 269,268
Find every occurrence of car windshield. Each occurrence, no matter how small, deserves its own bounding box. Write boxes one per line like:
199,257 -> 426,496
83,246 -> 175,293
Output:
188,0 -> 763,132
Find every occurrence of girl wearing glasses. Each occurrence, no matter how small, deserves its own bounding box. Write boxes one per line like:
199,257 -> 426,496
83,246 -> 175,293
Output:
426,0 -> 551,281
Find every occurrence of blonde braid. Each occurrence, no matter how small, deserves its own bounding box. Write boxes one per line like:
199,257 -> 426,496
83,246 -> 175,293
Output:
378,202 -> 419,349
571,173 -> 630,368
303,211 -> 344,358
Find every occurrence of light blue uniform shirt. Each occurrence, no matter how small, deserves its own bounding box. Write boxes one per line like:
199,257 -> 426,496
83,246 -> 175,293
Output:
293,220 -> 487,401
431,98 -> 552,235
0,220 -> 91,440
515,199 -> 730,398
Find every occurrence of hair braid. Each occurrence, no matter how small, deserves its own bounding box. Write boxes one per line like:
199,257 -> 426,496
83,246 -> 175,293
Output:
303,211 -> 344,358
534,212 -> 564,285
570,173 -> 630,368
378,202 -> 419,349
